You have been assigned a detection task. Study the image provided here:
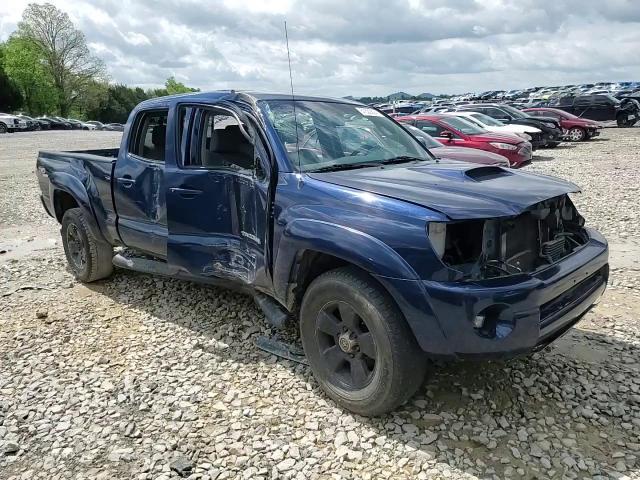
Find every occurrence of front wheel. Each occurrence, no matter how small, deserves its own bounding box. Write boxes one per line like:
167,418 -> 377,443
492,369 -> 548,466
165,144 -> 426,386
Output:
0,123 -> 7,134
567,127 -> 586,142
61,208 -> 114,282
300,267 -> 427,416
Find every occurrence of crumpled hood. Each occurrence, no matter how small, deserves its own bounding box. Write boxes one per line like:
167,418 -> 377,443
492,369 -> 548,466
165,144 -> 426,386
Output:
308,160 -> 580,220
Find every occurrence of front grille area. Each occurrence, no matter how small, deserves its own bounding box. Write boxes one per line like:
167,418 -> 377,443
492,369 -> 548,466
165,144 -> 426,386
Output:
539,265 -> 608,329
529,132 -> 542,144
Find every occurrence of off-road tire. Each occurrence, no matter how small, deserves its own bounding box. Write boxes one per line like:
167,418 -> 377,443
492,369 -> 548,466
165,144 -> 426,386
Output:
61,208 -> 113,282
300,266 -> 427,416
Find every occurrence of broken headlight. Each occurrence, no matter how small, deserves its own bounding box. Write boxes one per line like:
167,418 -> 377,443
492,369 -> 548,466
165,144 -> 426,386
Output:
427,222 -> 447,258
431,195 -> 588,280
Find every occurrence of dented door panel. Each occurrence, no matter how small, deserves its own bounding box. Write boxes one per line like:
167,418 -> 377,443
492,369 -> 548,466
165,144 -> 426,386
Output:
113,153 -> 167,257
165,103 -> 270,288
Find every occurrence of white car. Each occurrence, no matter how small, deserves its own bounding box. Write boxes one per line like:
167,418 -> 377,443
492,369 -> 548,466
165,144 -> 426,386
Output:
0,112 -> 28,133
442,111 -> 541,142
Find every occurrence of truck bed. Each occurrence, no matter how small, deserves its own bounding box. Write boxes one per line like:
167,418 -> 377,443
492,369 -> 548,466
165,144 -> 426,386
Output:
37,148 -> 120,244
38,148 -> 120,162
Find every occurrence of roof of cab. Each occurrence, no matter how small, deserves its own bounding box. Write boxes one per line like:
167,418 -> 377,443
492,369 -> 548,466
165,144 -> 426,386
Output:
136,90 -> 364,109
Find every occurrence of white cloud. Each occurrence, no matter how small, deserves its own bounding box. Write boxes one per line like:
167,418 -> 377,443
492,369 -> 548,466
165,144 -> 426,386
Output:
1,0 -> 639,96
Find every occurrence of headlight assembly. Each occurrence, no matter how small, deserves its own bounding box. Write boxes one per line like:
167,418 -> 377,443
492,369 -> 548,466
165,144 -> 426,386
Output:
489,142 -> 518,150
427,222 -> 447,258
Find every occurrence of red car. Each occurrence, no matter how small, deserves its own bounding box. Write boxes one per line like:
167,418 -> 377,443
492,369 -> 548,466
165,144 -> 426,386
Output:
403,124 -> 510,167
523,108 -> 603,142
397,114 -> 532,167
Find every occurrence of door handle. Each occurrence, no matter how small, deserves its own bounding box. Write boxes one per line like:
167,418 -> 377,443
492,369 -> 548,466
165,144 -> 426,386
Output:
170,187 -> 203,198
117,177 -> 136,188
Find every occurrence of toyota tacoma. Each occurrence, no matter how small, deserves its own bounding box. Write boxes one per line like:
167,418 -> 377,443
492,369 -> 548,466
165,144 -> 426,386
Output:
36,92 -> 608,416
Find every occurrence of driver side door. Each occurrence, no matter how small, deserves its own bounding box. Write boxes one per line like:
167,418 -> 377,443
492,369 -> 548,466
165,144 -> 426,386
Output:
165,104 -> 272,288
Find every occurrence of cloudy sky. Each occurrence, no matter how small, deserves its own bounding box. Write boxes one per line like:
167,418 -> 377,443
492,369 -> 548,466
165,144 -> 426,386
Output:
1,0 -> 639,97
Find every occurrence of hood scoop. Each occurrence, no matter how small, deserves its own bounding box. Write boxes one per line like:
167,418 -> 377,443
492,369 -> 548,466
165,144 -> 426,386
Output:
465,166 -> 513,181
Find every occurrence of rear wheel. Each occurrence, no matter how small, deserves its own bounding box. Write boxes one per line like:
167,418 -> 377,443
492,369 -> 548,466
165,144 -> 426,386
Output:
61,208 -> 113,282
0,123 -> 7,134
300,267 -> 427,416
567,127 -> 586,142
617,114 -> 635,128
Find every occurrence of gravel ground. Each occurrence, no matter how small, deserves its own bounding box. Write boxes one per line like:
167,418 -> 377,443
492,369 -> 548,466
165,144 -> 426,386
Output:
1,129 -> 640,480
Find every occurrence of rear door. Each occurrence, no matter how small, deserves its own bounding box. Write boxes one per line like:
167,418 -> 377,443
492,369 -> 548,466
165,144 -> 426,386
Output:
113,109 -> 168,257
165,104 -> 272,287
590,95 -> 617,121
572,96 -> 594,119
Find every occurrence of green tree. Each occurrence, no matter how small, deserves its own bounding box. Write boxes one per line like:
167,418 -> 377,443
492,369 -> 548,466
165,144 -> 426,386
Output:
17,3 -> 106,116
2,36 -> 56,115
151,76 -> 200,97
0,46 -> 24,112
165,76 -> 200,95
85,84 -> 151,123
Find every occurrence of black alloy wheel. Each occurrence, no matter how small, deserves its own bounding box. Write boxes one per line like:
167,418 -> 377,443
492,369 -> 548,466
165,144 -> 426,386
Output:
316,301 -> 377,390
300,267 -> 427,416
66,223 -> 87,272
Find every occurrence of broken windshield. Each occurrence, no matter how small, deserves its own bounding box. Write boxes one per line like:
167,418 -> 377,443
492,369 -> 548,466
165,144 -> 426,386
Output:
262,100 -> 434,172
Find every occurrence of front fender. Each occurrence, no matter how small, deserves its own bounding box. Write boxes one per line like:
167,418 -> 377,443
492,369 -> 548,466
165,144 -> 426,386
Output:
48,171 -> 108,244
274,219 -> 419,298
273,218 -> 448,353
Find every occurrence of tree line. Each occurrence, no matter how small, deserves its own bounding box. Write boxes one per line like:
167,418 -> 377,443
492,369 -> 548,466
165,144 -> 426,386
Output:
0,3 -> 199,123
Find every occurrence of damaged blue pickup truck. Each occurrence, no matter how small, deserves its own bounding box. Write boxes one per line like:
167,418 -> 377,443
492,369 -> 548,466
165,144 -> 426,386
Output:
37,91 -> 608,415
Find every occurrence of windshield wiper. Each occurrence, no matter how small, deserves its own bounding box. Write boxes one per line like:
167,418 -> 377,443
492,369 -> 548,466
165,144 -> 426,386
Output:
380,155 -> 431,164
310,156 -> 430,173
311,162 -> 383,173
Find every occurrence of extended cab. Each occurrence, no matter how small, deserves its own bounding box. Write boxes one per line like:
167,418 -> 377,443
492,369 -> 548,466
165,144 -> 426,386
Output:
37,92 -> 609,415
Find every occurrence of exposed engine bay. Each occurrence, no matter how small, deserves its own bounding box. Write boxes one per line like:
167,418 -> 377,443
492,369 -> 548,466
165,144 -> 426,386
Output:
430,195 -> 588,280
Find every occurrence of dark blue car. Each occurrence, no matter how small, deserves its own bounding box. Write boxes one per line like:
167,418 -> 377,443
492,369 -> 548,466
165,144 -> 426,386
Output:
36,91 -> 608,415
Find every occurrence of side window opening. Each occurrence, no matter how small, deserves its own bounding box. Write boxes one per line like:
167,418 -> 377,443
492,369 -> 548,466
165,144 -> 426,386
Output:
182,108 -> 254,172
129,110 -> 168,162
416,120 -> 445,137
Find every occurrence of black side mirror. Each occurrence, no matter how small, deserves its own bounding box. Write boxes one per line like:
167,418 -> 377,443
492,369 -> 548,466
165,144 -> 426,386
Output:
441,131 -> 454,140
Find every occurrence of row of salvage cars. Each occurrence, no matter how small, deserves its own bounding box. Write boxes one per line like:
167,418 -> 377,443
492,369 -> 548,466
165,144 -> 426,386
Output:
0,113 -> 124,133
390,104 -> 605,168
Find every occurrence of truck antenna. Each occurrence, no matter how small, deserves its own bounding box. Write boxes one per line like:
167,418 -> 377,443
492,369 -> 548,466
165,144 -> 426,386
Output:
284,20 -> 301,170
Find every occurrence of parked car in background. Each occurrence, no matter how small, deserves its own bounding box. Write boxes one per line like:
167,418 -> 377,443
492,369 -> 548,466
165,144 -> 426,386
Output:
102,123 -> 125,131
15,115 -> 42,131
442,111 -> 543,148
67,119 -> 98,130
64,118 -> 84,130
403,124 -> 510,167
39,116 -> 72,129
523,108 -> 603,142
0,112 -> 29,133
456,104 -> 563,148
397,114 -> 532,167
550,94 -> 639,126
85,121 -> 105,130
